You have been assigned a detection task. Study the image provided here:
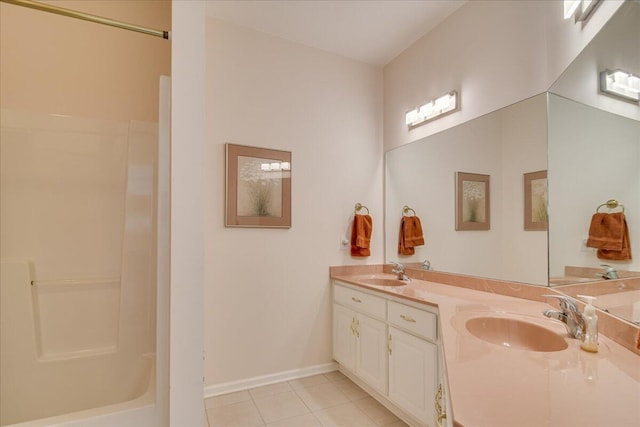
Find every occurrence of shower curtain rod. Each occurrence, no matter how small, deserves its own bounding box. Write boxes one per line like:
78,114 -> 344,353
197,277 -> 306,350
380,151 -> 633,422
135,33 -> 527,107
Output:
1,0 -> 170,40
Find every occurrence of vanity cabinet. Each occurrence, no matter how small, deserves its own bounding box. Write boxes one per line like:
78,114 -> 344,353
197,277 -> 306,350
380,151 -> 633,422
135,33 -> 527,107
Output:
387,301 -> 439,427
333,281 -> 444,427
332,286 -> 387,395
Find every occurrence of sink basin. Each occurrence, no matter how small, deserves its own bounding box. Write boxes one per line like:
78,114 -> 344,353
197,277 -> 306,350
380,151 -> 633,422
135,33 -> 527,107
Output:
350,274 -> 410,287
465,316 -> 568,352
361,278 -> 410,287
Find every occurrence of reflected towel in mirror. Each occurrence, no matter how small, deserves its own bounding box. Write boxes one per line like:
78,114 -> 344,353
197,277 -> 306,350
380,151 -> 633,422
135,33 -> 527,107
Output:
398,216 -> 424,255
586,212 -> 632,260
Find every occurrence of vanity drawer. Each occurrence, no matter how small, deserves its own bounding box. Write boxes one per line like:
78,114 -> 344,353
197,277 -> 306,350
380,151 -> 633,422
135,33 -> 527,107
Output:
334,284 -> 386,320
387,301 -> 437,341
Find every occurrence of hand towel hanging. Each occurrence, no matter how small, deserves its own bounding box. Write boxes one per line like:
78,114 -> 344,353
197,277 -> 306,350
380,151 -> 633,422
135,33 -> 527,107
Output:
351,214 -> 372,257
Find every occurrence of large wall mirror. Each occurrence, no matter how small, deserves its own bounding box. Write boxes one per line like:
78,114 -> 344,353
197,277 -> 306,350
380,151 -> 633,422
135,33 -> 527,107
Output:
384,1 -> 639,322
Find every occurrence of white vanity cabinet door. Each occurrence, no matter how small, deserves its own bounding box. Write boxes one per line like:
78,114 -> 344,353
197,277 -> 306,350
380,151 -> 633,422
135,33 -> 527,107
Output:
333,304 -> 357,371
355,314 -> 388,395
388,326 -> 438,426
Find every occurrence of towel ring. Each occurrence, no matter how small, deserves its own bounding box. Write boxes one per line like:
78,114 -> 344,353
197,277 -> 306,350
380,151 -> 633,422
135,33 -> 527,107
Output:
596,199 -> 625,213
354,203 -> 369,215
402,205 -> 416,217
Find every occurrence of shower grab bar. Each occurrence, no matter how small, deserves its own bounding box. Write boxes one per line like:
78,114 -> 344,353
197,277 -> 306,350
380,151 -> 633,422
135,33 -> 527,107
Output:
31,277 -> 120,287
1,0 -> 170,40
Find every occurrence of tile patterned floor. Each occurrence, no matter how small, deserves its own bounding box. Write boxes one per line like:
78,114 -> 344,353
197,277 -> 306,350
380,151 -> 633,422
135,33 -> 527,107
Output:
204,371 -> 409,427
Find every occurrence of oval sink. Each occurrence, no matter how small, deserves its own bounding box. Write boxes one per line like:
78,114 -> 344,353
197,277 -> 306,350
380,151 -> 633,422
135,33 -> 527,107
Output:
361,278 -> 409,287
349,274 -> 410,287
466,316 -> 568,352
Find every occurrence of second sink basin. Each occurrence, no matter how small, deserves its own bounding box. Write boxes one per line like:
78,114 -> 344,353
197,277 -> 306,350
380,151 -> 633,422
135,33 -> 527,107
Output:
466,316 -> 568,352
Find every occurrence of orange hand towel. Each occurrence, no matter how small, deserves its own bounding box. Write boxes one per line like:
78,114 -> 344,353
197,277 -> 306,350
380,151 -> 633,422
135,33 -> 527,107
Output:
586,212 -> 632,261
398,216 -> 425,256
351,214 -> 372,257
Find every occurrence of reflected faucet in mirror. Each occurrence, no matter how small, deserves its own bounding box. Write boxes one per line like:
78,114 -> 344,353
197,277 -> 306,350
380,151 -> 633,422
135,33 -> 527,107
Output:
598,264 -> 619,280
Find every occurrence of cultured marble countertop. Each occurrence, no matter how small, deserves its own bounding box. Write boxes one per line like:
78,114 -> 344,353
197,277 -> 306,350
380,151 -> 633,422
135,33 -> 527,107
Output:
331,273 -> 640,427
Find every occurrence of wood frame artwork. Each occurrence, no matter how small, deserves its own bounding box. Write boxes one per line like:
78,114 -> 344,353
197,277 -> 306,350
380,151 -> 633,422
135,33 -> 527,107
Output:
225,143 -> 291,228
524,170 -> 548,231
456,172 -> 490,231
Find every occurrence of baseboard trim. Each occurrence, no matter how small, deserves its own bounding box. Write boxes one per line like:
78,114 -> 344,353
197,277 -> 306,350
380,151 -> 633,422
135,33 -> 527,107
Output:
203,362 -> 339,398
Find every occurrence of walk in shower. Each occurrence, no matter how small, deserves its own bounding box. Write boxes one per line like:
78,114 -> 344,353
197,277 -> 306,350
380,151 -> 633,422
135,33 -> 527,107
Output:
0,1 -> 170,425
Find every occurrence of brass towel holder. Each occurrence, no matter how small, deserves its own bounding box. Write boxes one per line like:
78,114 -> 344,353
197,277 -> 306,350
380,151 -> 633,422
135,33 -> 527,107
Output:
402,205 -> 416,217
354,203 -> 369,215
596,199 -> 625,213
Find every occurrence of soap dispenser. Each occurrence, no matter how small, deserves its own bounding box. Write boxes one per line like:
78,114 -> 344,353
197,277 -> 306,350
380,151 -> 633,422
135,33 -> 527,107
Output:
578,295 -> 598,353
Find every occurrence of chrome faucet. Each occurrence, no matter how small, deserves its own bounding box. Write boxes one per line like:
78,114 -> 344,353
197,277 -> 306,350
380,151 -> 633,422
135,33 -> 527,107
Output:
542,295 -> 585,339
598,264 -> 619,280
422,259 -> 431,270
389,262 -> 411,282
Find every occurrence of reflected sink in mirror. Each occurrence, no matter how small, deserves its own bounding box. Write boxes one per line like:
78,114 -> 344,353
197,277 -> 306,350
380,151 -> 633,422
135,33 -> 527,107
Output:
349,274 -> 410,287
466,316 -> 568,352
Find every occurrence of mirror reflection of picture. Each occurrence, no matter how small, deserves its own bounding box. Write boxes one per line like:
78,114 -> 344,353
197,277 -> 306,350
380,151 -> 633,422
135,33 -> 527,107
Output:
524,170 -> 548,231
456,172 -> 490,231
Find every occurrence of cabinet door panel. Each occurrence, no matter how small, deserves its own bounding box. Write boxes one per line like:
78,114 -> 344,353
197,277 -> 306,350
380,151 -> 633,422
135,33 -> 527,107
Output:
333,304 -> 356,371
389,327 -> 437,425
356,315 -> 388,395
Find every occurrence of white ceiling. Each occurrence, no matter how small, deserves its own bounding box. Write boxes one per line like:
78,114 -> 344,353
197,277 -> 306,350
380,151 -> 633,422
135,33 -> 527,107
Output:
205,1 -> 467,67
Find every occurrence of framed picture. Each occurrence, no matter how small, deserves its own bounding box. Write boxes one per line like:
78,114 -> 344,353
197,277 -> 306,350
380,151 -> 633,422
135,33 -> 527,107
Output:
456,172 -> 490,231
524,170 -> 548,231
225,143 -> 291,228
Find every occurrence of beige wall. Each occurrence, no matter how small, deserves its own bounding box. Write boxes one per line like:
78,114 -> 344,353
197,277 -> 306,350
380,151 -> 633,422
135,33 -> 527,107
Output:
0,0 -> 171,122
204,18 -> 383,389
383,0 -> 623,151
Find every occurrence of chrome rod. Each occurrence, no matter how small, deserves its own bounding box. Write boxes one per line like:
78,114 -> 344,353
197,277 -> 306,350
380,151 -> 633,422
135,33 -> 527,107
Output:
1,0 -> 170,40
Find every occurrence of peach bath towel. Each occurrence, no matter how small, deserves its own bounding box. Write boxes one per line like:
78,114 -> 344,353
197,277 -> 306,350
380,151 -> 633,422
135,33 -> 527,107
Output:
351,214 -> 372,257
586,212 -> 632,261
398,216 -> 425,256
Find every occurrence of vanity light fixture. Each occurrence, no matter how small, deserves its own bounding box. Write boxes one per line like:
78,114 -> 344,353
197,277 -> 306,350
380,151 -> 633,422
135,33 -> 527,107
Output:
599,69 -> 640,103
564,0 -> 601,22
406,91 -> 458,128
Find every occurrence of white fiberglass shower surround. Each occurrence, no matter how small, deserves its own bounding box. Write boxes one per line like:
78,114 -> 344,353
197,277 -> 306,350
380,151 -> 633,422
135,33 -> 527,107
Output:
0,1 -> 170,426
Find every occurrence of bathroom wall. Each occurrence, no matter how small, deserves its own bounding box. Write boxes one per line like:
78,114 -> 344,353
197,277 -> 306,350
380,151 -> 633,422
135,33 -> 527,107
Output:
383,0 -> 623,151
0,0 -> 170,123
204,18 -> 383,388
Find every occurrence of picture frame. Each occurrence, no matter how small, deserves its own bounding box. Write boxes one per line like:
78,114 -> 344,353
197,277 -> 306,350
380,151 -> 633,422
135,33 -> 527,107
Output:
456,172 -> 490,231
524,170 -> 548,231
225,143 -> 291,228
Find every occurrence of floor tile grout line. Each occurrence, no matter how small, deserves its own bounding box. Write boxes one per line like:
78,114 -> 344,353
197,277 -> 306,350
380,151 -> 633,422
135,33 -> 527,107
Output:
248,384 -> 268,427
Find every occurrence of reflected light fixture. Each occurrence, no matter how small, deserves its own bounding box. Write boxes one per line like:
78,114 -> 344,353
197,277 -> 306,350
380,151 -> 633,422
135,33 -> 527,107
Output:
260,161 -> 291,171
564,0 -> 601,22
406,91 -> 458,128
600,69 -> 640,103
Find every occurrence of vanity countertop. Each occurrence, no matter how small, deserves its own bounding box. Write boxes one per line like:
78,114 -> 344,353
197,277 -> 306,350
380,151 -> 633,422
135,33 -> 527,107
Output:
331,271 -> 640,427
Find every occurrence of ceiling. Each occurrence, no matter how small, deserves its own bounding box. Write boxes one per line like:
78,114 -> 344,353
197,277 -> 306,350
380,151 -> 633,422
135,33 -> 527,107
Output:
205,1 -> 467,67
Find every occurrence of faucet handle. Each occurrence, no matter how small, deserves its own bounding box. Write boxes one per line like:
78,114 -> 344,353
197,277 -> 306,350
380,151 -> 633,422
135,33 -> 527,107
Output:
542,294 -> 579,313
389,261 -> 404,270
